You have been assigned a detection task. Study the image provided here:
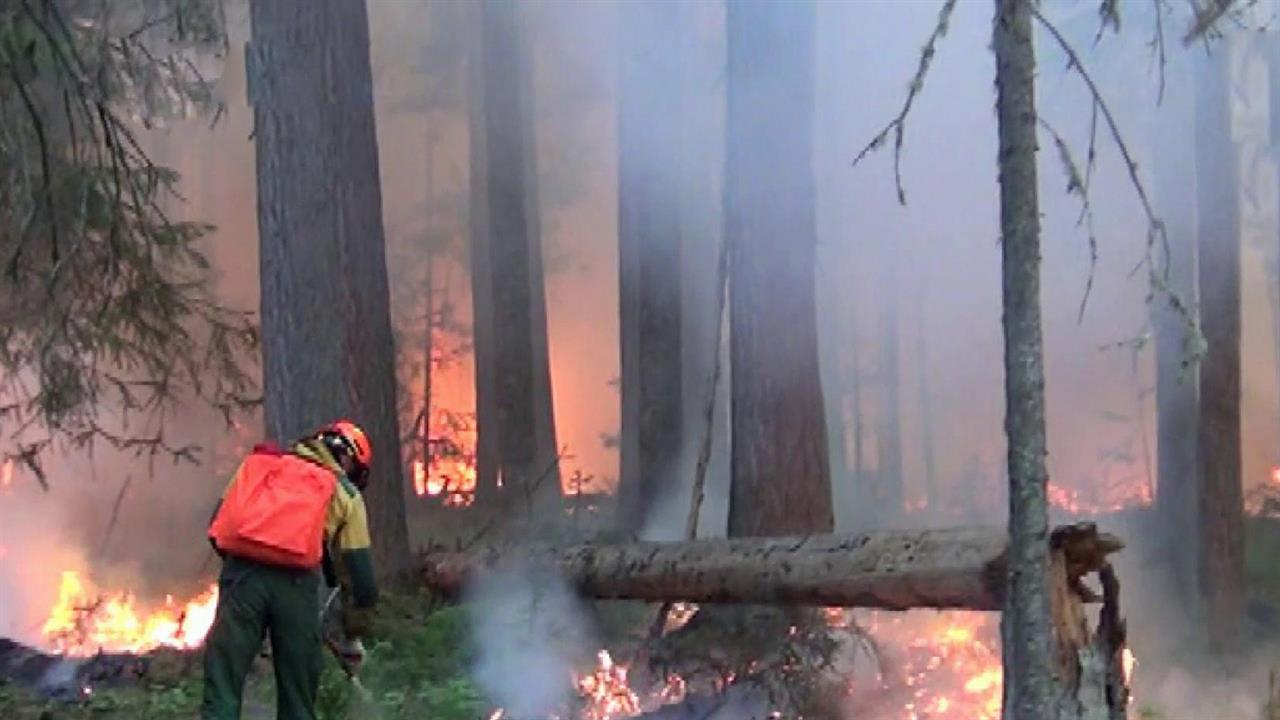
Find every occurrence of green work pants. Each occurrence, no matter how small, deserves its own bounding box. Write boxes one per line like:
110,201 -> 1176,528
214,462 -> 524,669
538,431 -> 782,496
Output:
200,556 -> 323,720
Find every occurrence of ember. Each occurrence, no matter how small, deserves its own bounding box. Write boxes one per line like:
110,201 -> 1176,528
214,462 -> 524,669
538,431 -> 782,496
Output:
849,610 -> 1003,720
1048,480 -> 1151,517
576,650 -> 642,720
41,571 -> 218,656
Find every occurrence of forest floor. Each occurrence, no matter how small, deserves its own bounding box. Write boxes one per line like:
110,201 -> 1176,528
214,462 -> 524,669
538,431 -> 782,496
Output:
0,592 -> 481,720
6,516 -> 1280,720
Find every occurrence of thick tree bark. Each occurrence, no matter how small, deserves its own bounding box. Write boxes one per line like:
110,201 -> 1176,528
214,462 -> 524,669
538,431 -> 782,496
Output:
1194,38 -> 1245,653
616,1 -> 685,535
468,0 -> 561,512
724,0 -> 832,537
248,0 -> 411,577
1150,45 -> 1199,599
992,1 -> 1055,718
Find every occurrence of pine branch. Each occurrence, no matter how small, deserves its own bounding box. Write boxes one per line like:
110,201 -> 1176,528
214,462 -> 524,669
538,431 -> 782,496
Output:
1033,7 -> 1201,357
851,0 -> 957,205
1149,0 -> 1170,104
0,0 -> 259,475
1038,117 -> 1099,323
1183,0 -> 1240,44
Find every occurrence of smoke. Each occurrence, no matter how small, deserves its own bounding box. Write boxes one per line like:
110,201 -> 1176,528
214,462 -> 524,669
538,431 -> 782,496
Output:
0,482 -> 87,645
1140,661 -> 1270,720
463,566 -> 597,717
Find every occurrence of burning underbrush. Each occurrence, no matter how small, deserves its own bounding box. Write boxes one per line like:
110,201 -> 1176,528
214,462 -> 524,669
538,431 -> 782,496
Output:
39,572 -> 218,657
4,570 -> 1136,720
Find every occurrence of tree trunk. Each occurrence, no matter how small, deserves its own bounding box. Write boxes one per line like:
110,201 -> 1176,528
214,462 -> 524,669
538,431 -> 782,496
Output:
724,0 -> 832,537
422,247 -> 434,483
427,527 -> 1006,610
877,241 -> 904,521
817,235 -> 855,527
915,285 -> 939,508
468,0 -> 561,514
849,321 -> 865,521
616,1 -> 685,535
677,0 -> 728,537
421,134 -> 437,486
992,1 -> 1055,717
519,9 -> 561,508
419,523 -> 1121,615
466,0 -> 499,506
1270,36 -> 1280,458
1194,37 -> 1245,653
248,0 -> 411,577
1150,43 -> 1199,600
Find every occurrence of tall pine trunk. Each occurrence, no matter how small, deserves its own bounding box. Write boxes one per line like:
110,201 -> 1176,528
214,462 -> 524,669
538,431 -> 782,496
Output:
466,0 -> 498,506
914,285 -> 939,508
616,1 -> 685,535
468,0 -> 561,514
725,0 -> 832,537
1150,45 -> 1199,600
1194,37 -> 1245,652
1270,37 -> 1280,455
877,242 -> 904,521
992,0 -> 1055,717
248,0 -> 411,576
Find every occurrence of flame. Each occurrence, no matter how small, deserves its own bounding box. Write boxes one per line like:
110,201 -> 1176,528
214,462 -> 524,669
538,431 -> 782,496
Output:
41,571 -> 218,656
410,411 -> 479,506
1047,480 -> 1151,516
663,602 -> 698,635
576,650 -> 642,720
1246,466 -> 1280,516
0,458 -> 12,490
848,610 -> 1003,720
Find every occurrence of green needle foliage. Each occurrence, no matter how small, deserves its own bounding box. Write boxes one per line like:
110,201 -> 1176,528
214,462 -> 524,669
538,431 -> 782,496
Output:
0,0 -> 258,482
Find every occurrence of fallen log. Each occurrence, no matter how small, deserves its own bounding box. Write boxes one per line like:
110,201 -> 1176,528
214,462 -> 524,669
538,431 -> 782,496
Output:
425,526 -> 1008,610
422,524 -> 1121,612
424,523 -> 1131,719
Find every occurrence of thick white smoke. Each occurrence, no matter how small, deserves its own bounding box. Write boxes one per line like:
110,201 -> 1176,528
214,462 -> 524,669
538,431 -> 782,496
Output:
463,566 -> 597,718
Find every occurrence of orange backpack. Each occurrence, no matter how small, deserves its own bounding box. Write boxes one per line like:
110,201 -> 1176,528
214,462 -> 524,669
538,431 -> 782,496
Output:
208,445 -> 338,569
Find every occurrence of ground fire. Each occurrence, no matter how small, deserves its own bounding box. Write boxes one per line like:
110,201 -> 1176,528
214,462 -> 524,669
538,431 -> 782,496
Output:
840,609 -> 1004,720
40,571 -> 218,657
25,575 -> 1080,720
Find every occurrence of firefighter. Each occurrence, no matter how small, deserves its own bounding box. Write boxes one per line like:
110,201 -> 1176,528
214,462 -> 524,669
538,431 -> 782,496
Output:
200,420 -> 380,720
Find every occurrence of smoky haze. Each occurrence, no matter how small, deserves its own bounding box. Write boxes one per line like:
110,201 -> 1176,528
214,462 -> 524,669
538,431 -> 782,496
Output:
0,0 -> 1276,711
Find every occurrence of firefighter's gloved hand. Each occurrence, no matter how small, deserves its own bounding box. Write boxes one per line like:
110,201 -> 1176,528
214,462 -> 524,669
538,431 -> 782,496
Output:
335,638 -> 366,670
